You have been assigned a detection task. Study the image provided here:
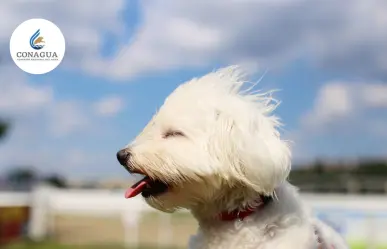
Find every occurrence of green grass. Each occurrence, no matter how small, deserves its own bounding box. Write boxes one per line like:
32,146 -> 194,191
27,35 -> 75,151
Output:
3,241 -> 181,249
349,241 -> 387,249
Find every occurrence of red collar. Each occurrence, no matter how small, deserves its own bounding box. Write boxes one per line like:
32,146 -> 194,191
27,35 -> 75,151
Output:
219,207 -> 258,221
218,195 -> 272,221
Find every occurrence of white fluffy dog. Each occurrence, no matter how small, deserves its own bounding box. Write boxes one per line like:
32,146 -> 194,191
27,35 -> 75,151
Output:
116,66 -> 349,249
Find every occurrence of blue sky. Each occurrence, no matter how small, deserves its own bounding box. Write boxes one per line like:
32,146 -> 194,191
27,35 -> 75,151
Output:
0,0 -> 386,180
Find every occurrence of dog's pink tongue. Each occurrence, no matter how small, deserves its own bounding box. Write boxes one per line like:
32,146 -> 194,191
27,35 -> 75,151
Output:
125,177 -> 150,199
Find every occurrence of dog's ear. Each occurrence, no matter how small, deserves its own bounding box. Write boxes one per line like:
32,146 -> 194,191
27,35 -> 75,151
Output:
210,109 -> 291,195
240,115 -> 291,195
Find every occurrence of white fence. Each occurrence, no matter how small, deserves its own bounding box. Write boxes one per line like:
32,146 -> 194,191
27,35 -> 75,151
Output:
2,185 -> 387,248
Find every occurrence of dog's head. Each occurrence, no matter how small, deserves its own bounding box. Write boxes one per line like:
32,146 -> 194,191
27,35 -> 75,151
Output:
117,66 -> 291,214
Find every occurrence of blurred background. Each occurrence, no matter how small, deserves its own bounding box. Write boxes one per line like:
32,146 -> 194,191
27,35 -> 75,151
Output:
1,0 -> 387,248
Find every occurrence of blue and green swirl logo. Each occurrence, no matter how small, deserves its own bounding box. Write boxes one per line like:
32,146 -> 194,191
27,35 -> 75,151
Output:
29,29 -> 45,50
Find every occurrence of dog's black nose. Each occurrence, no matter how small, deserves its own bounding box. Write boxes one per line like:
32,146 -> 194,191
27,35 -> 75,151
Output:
116,149 -> 131,166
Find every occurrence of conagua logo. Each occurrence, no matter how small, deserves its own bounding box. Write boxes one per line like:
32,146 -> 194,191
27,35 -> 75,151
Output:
16,28 -> 59,62
30,29 -> 45,50
10,18 -> 66,75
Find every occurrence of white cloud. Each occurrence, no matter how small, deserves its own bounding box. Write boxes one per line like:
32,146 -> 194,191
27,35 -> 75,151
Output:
301,82 -> 353,128
360,84 -> 387,108
0,59 -> 124,176
302,81 -> 387,130
0,70 -> 53,116
91,0 -> 387,80
0,80 -> 122,177
0,86 -> 124,178
2,0 -> 386,81
93,96 -> 125,117
291,81 -> 387,161
0,64 -> 91,138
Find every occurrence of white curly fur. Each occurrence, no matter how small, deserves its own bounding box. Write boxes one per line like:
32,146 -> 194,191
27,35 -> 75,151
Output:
121,66 -> 349,249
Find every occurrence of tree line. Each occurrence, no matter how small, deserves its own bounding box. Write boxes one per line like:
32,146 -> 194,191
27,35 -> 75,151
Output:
291,159 -> 387,176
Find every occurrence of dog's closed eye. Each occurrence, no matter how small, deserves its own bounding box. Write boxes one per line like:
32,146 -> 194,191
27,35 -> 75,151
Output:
163,130 -> 185,139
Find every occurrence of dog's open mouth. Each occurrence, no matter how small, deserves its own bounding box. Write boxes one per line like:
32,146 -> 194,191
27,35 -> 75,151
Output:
125,175 -> 169,199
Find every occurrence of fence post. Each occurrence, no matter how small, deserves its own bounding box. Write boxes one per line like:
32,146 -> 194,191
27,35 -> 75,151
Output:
28,184 -> 52,241
366,213 -> 376,249
122,210 -> 140,248
157,213 -> 173,248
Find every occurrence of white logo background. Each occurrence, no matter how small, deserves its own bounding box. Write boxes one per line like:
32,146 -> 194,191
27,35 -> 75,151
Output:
10,18 -> 66,75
